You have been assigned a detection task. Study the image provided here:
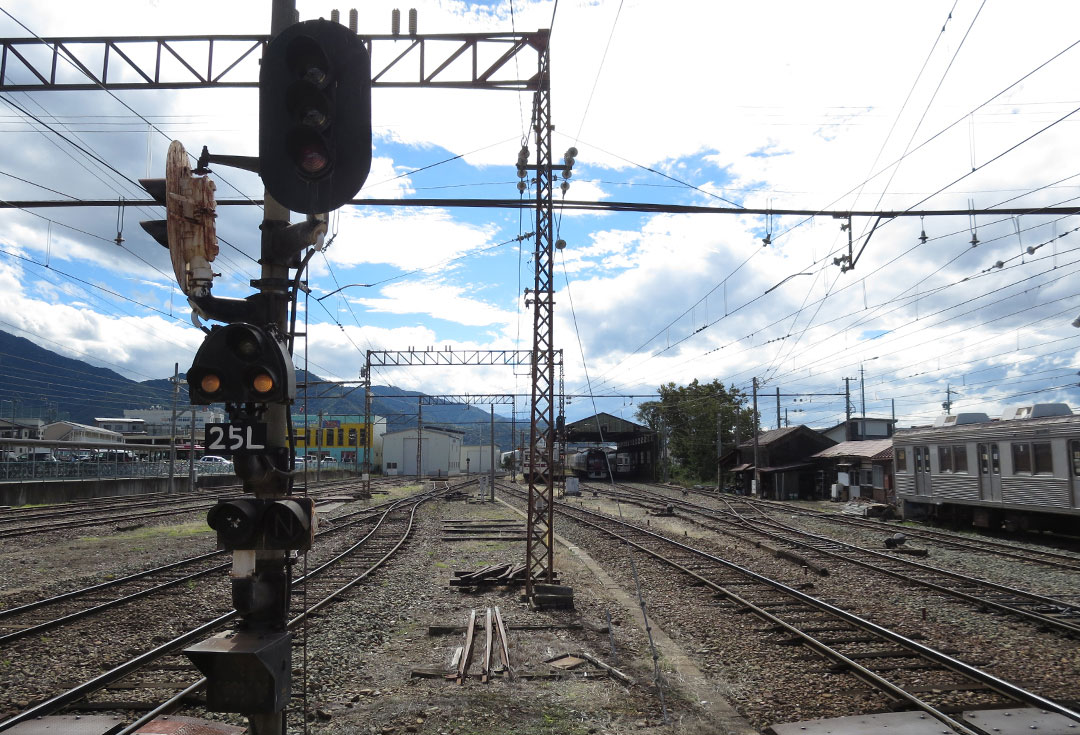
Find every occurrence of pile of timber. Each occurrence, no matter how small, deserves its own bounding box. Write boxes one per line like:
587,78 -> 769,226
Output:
412,607 -> 513,683
441,519 -> 527,542
449,564 -> 560,589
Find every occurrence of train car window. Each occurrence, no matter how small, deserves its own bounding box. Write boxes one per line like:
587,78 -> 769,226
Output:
1012,443 -> 1031,474
978,444 -> 988,474
991,444 -> 1000,474
1071,440 -> 1080,476
914,447 -> 923,473
952,445 -> 968,473
938,445 -> 953,472
1033,442 -> 1053,474
895,448 -> 907,472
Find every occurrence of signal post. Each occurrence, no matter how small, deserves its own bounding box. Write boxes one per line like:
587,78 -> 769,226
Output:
173,4 -> 372,734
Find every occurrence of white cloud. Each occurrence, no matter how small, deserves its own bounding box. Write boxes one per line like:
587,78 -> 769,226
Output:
353,279 -> 516,327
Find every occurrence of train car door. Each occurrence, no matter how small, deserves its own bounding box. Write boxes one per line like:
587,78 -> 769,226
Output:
913,446 -> 932,495
977,442 -> 1002,502
1070,440 -> 1080,508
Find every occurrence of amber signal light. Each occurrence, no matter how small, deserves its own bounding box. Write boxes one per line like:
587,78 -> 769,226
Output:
252,373 -> 275,394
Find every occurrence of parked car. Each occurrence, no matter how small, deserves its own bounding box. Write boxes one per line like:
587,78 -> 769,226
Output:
198,455 -> 233,467
18,451 -> 57,462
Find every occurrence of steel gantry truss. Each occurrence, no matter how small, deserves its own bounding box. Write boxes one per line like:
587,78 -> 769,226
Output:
0,32 -> 546,91
2,26 -> 560,600
367,349 -> 544,367
525,54 -> 557,597
365,340 -> 562,597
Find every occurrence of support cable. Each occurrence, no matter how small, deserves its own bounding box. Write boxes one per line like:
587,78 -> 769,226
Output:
558,247 -> 669,724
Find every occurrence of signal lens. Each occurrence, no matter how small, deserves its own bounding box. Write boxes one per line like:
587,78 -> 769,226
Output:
297,142 -> 329,174
252,372 -> 275,394
200,374 -> 222,394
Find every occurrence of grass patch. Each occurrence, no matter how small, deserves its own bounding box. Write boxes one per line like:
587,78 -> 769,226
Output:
79,520 -> 211,543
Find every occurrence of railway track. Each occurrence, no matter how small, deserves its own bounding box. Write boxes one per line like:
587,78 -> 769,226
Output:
0,482 -> 447,733
502,482 -> 1080,733
0,487 -> 416,647
0,476 -> 391,540
691,488 -> 1080,572
581,482 -> 1080,638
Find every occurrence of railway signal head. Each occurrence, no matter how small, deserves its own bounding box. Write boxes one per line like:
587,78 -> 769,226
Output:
187,323 -> 295,407
207,496 -> 315,551
259,19 -> 372,214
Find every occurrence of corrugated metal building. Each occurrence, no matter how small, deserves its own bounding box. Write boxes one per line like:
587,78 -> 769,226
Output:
382,426 -> 464,477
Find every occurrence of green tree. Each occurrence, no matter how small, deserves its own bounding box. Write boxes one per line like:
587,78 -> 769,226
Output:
636,379 -> 754,482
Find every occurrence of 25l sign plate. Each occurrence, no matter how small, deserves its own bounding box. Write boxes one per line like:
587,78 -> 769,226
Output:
205,423 -> 268,455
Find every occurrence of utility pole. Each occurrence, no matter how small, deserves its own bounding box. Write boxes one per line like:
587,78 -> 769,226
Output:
316,410 -> 323,482
490,404 -> 496,501
168,363 -> 178,493
942,383 -> 957,414
716,410 -> 723,491
362,358 -> 371,497
416,397 -> 423,481
188,407 -> 196,493
510,402 -> 516,482
860,363 -> 867,428
843,377 -> 855,438
775,386 -> 780,430
752,378 -> 760,496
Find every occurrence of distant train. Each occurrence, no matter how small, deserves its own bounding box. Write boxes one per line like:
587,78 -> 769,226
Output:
500,448 -> 550,481
568,449 -> 609,479
894,403 -> 1080,533
567,448 -> 640,480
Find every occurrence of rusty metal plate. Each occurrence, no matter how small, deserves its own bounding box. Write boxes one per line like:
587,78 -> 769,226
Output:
768,711 -> 953,735
7,715 -> 125,735
135,715 -> 244,734
963,708 -> 1080,735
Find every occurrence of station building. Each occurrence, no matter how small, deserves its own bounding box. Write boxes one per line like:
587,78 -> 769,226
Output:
290,413 -> 386,468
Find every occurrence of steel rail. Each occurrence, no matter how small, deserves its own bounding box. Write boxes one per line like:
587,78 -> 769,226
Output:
0,491 -> 416,644
733,493 -> 1080,571
600,483 -> 1080,635
112,489 -> 439,735
0,477 -> 372,538
0,486 -> 443,733
509,485 -> 1080,729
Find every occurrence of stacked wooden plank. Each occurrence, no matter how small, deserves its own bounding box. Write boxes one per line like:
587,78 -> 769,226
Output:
412,607 -> 513,683
448,564 -> 560,589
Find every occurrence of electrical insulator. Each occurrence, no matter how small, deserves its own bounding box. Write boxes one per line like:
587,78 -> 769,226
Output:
349,9 -> 358,32
555,239 -> 566,250
408,8 -> 417,35
391,8 -> 400,35
517,167 -> 527,179
560,181 -> 569,194
331,9 -> 340,23
517,180 -> 527,194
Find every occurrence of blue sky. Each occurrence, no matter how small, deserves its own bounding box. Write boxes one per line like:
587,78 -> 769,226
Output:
0,0 -> 1079,430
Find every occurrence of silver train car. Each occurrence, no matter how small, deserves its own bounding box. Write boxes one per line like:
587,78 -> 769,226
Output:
893,404 -> 1080,532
